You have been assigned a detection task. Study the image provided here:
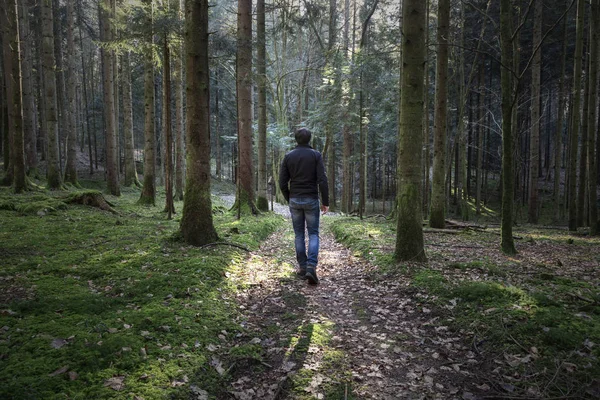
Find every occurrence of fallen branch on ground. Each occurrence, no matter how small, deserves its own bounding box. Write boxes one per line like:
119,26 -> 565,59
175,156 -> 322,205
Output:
198,242 -> 251,252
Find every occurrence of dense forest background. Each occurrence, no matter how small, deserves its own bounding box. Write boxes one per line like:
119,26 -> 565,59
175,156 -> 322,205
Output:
1,0 -> 599,250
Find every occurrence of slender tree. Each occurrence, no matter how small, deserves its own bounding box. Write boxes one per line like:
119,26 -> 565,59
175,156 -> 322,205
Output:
234,0 -> 256,213
179,0 -> 218,245
174,0 -> 184,200
554,13 -> 568,221
528,0 -> 543,223
139,0 -> 156,205
395,0 -> 426,262
19,0 -> 37,176
588,0 -> 599,235
122,51 -> 140,187
429,0 -> 450,228
256,0 -> 268,211
42,0 -> 62,189
568,0 -> 584,231
64,0 -> 79,186
163,34 -> 175,217
500,0 -> 516,254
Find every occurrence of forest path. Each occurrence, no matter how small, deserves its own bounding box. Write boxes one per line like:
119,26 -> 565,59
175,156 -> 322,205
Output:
221,200 -> 487,400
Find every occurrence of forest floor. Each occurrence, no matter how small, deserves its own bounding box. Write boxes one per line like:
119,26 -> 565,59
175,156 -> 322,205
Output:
0,179 -> 599,399
221,199 -> 600,399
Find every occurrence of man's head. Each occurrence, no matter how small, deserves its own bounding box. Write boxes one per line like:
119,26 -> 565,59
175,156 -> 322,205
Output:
294,128 -> 312,145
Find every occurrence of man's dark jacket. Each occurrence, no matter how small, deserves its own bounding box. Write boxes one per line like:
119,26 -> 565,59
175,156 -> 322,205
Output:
279,144 -> 329,206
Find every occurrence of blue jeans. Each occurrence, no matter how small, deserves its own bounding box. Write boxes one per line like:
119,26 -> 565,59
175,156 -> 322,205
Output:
289,198 -> 320,269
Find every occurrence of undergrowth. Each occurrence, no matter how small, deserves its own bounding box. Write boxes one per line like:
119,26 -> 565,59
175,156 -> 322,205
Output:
0,183 -> 284,399
329,216 -> 600,399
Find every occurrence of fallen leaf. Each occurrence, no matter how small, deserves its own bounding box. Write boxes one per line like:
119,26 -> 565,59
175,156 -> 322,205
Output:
68,371 -> 78,381
210,356 -> 225,375
190,385 -> 208,400
104,376 -> 125,391
51,338 -> 68,349
48,365 -> 69,377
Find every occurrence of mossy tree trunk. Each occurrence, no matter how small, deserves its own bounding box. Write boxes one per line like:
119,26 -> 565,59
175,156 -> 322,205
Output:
100,0 -> 119,196
41,0 -> 62,190
2,0 -> 27,193
180,0 -> 218,246
18,0 -> 37,176
429,0 -> 449,229
235,0 -> 256,214
554,14 -> 567,221
394,0 -> 426,263
256,0 -> 268,212
122,51 -> 140,187
587,0 -> 599,235
500,0 -> 516,255
174,0 -> 184,201
568,0 -> 584,231
139,0 -> 156,205
64,0 -> 79,187
527,0 -> 542,224
163,35 -> 175,218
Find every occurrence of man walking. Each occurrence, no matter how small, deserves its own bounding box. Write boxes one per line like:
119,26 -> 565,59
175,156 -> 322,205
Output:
279,128 -> 329,284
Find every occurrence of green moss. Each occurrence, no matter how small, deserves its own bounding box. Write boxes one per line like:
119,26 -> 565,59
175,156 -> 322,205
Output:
0,183 -> 284,399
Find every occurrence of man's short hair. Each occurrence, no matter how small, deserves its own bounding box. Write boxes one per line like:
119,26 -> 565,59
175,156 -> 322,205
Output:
295,128 -> 312,145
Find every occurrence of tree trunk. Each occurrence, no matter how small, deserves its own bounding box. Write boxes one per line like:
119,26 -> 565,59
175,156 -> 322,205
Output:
568,0 -> 584,231
19,0 -> 37,176
163,35 -> 175,217
587,0 -> 599,235
476,63 -> 484,215
429,0 -> 450,228
52,0 -> 65,174
500,0 -> 516,254
577,39 -> 590,227
554,13 -> 568,221
42,0 -> 62,189
174,0 -> 184,200
235,0 -> 256,213
139,0 -> 156,205
122,51 -> 140,187
527,0 -> 543,223
395,0 -> 426,262
2,0 -> 26,192
180,0 -> 218,245
64,0 -> 78,186
256,0 -> 268,211
422,0 -> 430,218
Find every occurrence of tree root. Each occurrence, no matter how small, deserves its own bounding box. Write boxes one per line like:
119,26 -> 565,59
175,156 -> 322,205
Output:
64,191 -> 118,214
198,242 -> 250,252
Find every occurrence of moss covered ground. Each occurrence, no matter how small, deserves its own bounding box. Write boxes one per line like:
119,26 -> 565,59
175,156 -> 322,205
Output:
0,180 -> 284,399
328,217 -> 600,399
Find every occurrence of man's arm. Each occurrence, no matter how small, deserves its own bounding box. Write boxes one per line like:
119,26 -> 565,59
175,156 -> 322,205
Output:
278,156 -> 290,202
316,153 -> 329,207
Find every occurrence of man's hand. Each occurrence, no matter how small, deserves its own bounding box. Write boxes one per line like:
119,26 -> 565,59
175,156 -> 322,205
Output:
321,205 -> 329,214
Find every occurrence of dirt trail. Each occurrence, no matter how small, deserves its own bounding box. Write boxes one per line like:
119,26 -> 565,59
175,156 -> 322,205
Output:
226,210 -> 488,400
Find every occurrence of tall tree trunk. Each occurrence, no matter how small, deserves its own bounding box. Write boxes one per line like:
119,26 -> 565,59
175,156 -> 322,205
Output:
52,0 -> 65,174
1,0 -> 13,183
568,0 -> 584,231
139,0 -> 156,205
395,0 -> 426,262
64,0 -> 78,186
122,51 -> 139,187
256,0 -> 268,211
100,0 -> 119,195
42,0 -> 62,189
528,0 -> 543,223
429,0 -> 450,228
174,0 -> 184,200
476,63 -> 484,215
163,35 -> 174,217
577,40 -> 590,227
500,0 -> 516,254
180,0 -> 218,245
422,0 -> 430,218
341,0 -> 352,214
554,13 -> 568,221
2,0 -> 26,192
235,0 -> 256,213
587,0 -> 599,235
19,0 -> 37,176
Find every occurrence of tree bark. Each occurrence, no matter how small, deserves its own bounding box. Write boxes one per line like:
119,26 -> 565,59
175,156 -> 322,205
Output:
395,0 -> 426,262
64,0 -> 78,186
139,0 -> 156,205
174,0 -> 184,200
577,37 -> 590,227
180,0 -> 218,245
554,13 -> 568,221
19,0 -> 37,175
527,0 -> 543,223
476,63 -> 484,215
587,0 -> 599,235
256,0 -> 268,211
568,0 -> 584,231
163,35 -> 175,217
429,0 -> 450,228
42,0 -> 62,189
500,0 -> 516,254
52,0 -> 65,173
234,0 -> 256,213
122,51 -> 139,187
